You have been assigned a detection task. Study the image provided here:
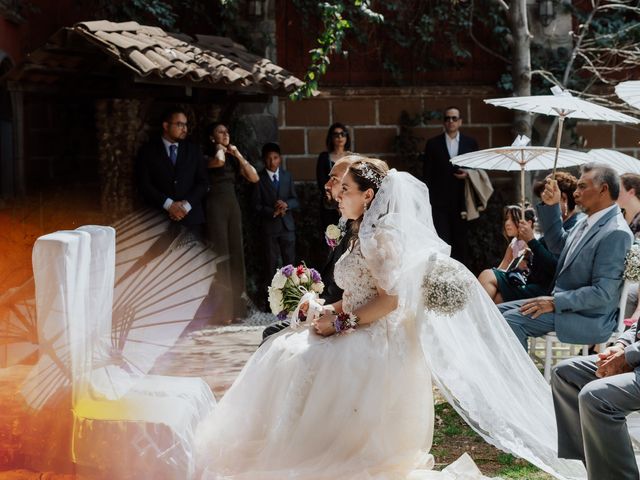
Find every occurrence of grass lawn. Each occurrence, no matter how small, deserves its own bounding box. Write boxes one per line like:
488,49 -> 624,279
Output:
432,402 -> 553,479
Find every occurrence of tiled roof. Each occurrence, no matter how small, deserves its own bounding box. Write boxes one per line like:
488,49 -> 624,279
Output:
73,20 -> 303,95
10,20 -> 303,95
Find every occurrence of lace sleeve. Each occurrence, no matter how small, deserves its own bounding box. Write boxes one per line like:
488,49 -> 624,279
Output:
359,170 -> 450,297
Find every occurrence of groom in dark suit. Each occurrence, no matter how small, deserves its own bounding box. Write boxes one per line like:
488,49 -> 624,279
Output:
422,106 -> 478,265
261,155 -> 358,341
252,143 -> 299,293
136,106 -> 208,236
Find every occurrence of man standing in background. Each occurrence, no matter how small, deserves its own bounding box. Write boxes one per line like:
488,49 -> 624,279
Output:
422,106 -> 478,265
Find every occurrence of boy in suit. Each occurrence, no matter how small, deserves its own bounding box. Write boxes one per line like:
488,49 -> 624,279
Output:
252,143 -> 299,295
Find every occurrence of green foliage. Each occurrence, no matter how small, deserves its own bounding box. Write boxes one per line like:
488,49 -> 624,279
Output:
289,1 -> 383,100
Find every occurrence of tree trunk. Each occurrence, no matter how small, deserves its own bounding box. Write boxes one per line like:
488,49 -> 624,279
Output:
508,0 -> 532,136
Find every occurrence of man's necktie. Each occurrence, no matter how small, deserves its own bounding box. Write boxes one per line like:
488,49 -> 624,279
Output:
169,144 -> 178,166
565,219 -> 589,260
272,173 -> 279,191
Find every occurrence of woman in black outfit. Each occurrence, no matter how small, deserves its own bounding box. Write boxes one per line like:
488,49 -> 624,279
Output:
316,122 -> 352,230
204,122 -> 259,323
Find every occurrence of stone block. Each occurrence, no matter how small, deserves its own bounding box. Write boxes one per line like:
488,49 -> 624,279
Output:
285,156 -> 316,181
470,98 -> 513,124
307,128 -> 328,155
575,123 -> 613,149
378,97 -> 423,125
615,124 -> 640,148
284,98 -> 330,127
353,127 -> 398,154
332,99 -> 376,125
278,129 -> 305,155
491,126 -> 515,148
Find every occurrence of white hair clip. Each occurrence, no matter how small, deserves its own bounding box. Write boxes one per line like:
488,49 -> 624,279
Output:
360,164 -> 383,188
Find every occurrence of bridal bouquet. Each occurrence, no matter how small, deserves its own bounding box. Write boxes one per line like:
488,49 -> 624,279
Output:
268,264 -> 325,326
624,243 -> 640,282
422,256 -> 474,316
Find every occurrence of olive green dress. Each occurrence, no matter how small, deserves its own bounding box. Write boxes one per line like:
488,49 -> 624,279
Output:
206,153 -> 247,321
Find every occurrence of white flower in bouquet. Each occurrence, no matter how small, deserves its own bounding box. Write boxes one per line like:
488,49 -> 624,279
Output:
311,281 -> 325,294
422,257 -> 474,316
624,243 -> 640,282
299,273 -> 309,284
268,287 -> 284,314
271,271 -> 287,289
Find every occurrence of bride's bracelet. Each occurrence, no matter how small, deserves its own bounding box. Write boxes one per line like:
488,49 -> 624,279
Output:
333,312 -> 359,334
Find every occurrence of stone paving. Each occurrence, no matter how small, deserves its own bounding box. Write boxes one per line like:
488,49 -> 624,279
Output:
152,326 -> 264,399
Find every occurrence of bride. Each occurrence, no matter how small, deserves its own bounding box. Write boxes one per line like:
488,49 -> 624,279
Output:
195,158 -> 586,479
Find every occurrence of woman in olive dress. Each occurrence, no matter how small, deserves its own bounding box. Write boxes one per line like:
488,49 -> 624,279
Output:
205,122 -> 259,322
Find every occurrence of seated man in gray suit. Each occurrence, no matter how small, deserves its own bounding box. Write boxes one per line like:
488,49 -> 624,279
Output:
500,163 -> 633,349
552,322 -> 640,479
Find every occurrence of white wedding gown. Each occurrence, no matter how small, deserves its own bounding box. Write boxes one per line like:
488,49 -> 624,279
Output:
196,170 -> 587,480
196,243 -> 483,479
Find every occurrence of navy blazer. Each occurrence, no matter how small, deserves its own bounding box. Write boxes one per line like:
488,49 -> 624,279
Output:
422,132 -> 478,210
136,138 -> 208,225
538,203 -> 633,344
252,168 -> 299,234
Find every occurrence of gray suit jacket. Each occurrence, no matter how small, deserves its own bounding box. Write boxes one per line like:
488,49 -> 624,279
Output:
538,203 -> 633,344
618,322 -> 640,367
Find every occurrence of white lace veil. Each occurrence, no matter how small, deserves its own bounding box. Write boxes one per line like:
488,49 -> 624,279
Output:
359,169 -> 586,480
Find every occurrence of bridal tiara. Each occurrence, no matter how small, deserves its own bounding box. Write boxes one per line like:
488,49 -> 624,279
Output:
359,164 -> 384,188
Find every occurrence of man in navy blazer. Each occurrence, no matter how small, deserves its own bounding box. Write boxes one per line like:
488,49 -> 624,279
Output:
500,163 -> 633,349
422,106 -> 478,265
136,106 -> 208,234
252,143 -> 299,291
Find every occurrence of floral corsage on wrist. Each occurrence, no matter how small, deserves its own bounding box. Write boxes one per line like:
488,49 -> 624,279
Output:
333,312 -> 359,334
325,223 -> 345,249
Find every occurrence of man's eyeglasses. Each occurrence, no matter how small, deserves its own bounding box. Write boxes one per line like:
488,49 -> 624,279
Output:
332,131 -> 347,138
444,116 -> 460,122
170,122 -> 188,129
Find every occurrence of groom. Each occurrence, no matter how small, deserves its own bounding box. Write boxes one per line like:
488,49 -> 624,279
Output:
261,155 -> 360,341
552,323 -> 640,479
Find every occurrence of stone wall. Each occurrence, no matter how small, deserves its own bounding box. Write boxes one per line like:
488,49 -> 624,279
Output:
278,86 -> 640,184
277,86 -> 516,181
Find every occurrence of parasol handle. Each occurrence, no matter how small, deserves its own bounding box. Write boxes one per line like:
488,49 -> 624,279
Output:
552,115 -> 566,178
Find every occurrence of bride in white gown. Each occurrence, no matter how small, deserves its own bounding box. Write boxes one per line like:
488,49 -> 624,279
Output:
195,159 -> 586,480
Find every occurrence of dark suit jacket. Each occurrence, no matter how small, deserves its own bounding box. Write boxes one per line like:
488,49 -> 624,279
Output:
252,168 -> 299,234
422,132 -> 478,211
320,222 -> 352,304
136,138 -> 208,225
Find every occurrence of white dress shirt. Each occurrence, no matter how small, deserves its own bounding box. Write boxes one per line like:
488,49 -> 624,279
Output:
160,137 -> 191,213
445,132 -> 460,159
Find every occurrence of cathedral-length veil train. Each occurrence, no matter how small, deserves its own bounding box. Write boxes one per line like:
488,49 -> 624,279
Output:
195,170 -> 586,480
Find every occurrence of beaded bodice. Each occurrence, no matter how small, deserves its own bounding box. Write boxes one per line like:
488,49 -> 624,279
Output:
334,243 -> 378,314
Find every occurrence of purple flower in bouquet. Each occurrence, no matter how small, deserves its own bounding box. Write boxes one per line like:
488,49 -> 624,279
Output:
281,264 -> 295,278
309,268 -> 321,283
277,310 -> 288,321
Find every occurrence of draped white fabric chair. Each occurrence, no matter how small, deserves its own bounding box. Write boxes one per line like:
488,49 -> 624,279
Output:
30,227 -> 215,479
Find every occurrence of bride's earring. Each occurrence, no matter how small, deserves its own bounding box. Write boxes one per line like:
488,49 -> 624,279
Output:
363,202 -> 369,211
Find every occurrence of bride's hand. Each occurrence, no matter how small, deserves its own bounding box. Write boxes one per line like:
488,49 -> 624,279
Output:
312,313 -> 336,336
